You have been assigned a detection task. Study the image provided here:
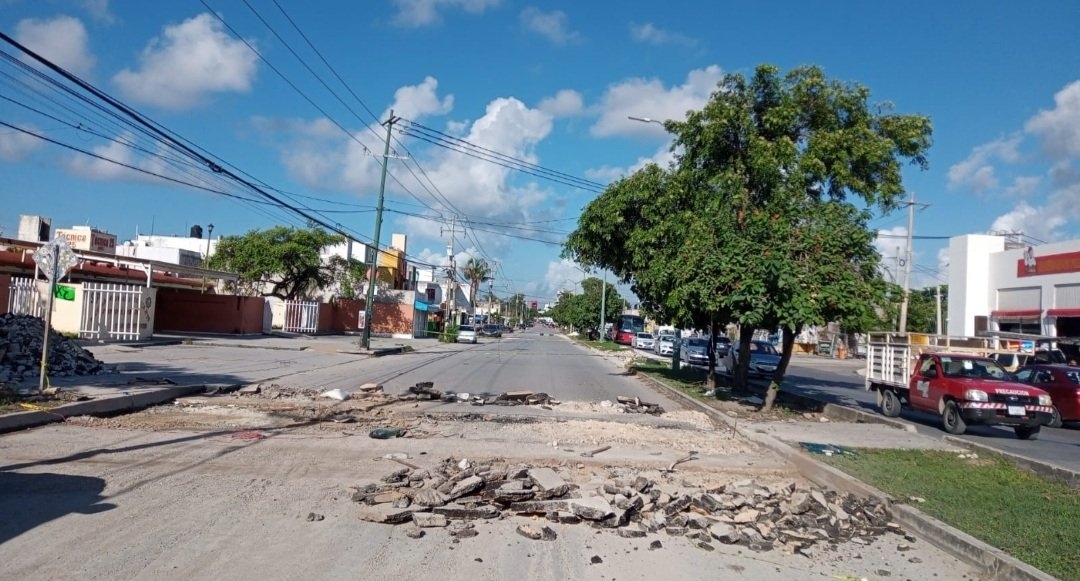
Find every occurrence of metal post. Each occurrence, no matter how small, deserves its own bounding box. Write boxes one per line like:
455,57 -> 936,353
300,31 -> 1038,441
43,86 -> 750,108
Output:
361,111 -> 398,350
898,193 -> 915,334
935,284 -> 942,335
38,244 -> 59,392
671,326 -> 681,371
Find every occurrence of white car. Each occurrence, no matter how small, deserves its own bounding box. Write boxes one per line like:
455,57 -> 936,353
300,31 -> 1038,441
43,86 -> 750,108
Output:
456,325 -> 478,344
633,332 -> 655,350
655,335 -> 676,356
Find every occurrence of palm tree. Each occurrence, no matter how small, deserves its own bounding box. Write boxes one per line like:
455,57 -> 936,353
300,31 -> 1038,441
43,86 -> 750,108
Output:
462,257 -> 491,312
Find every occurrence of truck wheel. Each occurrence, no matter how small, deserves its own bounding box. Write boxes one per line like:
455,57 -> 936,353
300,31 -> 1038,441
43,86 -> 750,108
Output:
880,390 -> 902,418
942,401 -> 967,435
1015,425 -> 1041,440
1049,407 -> 1063,429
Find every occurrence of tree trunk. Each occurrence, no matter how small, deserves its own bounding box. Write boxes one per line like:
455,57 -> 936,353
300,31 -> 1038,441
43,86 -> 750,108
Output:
762,324 -> 801,412
733,326 -> 753,390
705,316 -> 717,391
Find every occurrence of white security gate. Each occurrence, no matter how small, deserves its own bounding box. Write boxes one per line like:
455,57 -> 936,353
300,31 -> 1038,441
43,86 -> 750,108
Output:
7,276 -> 44,317
283,300 -> 320,333
80,282 -> 150,341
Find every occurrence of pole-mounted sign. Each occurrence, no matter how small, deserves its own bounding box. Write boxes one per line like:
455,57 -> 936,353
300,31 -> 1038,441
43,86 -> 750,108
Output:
32,236 -> 80,392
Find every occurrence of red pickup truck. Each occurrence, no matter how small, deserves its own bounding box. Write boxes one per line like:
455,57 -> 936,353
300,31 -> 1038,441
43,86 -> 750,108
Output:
867,350 -> 1054,440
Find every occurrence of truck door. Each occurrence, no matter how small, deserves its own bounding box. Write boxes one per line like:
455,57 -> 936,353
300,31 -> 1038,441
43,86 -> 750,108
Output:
908,355 -> 939,412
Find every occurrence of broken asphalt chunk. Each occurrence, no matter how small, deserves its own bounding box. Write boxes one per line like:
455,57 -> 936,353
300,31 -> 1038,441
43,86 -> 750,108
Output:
516,524 -> 558,541
357,505 -> 415,524
527,467 -> 569,498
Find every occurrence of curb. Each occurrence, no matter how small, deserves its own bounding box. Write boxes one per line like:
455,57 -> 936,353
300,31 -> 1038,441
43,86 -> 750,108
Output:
942,435 -> 1080,488
0,384 -> 206,434
633,371 -> 1058,581
821,403 -> 918,433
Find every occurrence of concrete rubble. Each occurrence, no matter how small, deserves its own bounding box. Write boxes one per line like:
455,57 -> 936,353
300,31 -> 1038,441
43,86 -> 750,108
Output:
351,457 -> 908,555
0,313 -> 108,385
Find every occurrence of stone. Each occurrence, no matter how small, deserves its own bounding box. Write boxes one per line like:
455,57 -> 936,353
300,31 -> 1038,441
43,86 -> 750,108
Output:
433,503 -> 500,520
686,514 -> 714,530
358,382 -> 383,392
528,468 -> 569,498
517,524 -> 558,541
709,523 -> 740,544
306,512 -> 324,522
412,513 -> 448,528
662,495 -> 692,516
692,493 -> 723,513
664,526 -> 688,536
632,476 -> 651,492
510,500 -> 570,514
810,490 -> 829,509
615,494 -> 644,511
694,541 -> 715,551
489,489 -> 536,503
617,528 -> 647,538
499,479 -> 527,491
357,505 -> 414,524
447,476 -> 485,500
393,496 -> 412,509
404,527 -> 425,538
411,488 -> 448,508
787,492 -> 812,515
590,556 -> 603,565
733,508 -> 759,524
649,540 -> 663,550
238,384 -> 261,394
570,497 -> 614,521
552,511 -> 581,524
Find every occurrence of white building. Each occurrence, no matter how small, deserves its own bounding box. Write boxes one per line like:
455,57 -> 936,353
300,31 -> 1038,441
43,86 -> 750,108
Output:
415,265 -> 471,324
949,234 -> 1080,341
120,231 -> 218,265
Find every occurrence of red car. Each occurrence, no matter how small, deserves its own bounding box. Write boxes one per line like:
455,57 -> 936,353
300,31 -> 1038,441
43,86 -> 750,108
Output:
613,329 -> 636,345
1014,364 -> 1080,428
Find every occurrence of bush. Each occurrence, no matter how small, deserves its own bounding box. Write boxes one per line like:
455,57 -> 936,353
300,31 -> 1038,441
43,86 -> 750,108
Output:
439,324 -> 459,343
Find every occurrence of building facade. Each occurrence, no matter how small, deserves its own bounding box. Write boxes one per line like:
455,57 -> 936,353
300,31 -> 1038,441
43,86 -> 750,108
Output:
949,234 -> 1080,341
55,226 -> 117,254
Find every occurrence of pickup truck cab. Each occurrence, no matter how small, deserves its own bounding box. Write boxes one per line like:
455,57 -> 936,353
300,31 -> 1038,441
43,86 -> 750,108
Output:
886,353 -> 1054,439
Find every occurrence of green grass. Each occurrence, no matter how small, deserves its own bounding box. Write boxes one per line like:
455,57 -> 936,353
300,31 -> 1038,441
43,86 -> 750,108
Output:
574,337 -> 627,352
825,448 -> 1080,581
632,359 -> 713,397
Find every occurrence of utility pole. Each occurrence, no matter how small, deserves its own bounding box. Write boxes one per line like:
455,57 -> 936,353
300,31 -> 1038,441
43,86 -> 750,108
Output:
935,284 -> 943,335
360,111 -> 400,350
600,269 -> 607,341
898,193 -> 916,334
443,215 -> 458,329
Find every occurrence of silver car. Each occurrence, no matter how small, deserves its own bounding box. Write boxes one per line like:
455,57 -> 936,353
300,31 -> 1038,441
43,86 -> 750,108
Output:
633,332 -> 655,350
655,335 -> 676,356
456,325 -> 478,344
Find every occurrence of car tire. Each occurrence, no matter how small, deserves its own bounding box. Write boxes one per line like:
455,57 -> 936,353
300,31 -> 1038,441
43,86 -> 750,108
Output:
942,401 -> 966,435
880,389 -> 902,418
1015,424 -> 1040,440
1048,406 -> 1063,429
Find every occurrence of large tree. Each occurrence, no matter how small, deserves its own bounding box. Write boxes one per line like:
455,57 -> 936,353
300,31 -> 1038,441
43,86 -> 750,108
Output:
549,277 -> 624,336
566,64 -> 932,404
208,225 -> 347,300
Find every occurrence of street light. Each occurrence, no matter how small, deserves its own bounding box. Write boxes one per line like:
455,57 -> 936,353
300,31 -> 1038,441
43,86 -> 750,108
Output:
205,223 -> 214,262
627,115 -> 663,126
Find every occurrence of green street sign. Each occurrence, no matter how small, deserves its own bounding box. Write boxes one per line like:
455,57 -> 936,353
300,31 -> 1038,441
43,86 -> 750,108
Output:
54,284 -> 75,301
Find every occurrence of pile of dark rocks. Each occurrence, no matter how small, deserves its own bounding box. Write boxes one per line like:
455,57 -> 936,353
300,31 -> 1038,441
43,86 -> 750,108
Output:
0,313 -> 107,385
352,458 -> 909,554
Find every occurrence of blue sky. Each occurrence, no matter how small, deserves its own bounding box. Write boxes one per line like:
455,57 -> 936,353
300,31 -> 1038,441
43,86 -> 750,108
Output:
2,1 -> 1080,308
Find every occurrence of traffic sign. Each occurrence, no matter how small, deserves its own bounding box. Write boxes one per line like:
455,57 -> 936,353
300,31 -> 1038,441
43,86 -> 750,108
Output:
33,237 -> 80,281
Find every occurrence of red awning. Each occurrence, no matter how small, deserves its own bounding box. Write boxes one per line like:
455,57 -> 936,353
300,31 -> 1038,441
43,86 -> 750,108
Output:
990,309 -> 1041,319
1047,308 -> 1080,318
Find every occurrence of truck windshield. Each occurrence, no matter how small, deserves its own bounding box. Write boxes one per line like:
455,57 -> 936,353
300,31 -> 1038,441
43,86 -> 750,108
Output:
939,357 -> 1011,380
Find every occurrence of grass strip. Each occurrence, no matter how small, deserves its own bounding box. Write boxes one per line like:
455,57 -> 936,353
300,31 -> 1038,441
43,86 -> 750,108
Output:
825,448 -> 1080,581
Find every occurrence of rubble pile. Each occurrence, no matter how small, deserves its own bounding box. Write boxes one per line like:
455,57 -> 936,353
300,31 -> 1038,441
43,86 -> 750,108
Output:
0,313 -> 108,384
401,382 -> 662,414
352,459 -> 906,554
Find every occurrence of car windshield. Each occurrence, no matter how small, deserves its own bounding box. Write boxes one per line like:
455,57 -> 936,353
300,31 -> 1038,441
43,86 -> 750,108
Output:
459,326 -> 474,332
939,356 -> 1011,379
686,338 -> 708,348
484,325 -> 498,331
1066,370 -> 1080,384
636,333 -> 652,339
751,342 -> 779,355
659,336 -> 674,343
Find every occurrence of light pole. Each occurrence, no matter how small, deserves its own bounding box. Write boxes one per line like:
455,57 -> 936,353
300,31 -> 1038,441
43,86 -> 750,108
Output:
627,114 -> 679,369
205,223 -> 214,262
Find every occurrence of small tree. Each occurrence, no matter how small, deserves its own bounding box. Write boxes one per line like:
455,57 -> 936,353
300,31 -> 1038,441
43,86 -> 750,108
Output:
208,225 -> 346,300
462,257 -> 491,313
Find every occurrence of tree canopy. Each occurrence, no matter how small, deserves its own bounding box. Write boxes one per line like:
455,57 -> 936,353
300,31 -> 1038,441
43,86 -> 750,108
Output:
549,277 -> 625,335
564,64 -> 932,401
208,225 -> 350,300
462,257 -> 491,312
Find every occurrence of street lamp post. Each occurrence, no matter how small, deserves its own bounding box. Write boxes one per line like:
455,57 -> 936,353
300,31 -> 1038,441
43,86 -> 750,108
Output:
627,114 -> 679,369
205,223 -> 214,262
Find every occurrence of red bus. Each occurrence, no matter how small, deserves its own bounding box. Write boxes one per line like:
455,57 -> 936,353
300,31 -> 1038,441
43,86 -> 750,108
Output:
611,314 -> 645,345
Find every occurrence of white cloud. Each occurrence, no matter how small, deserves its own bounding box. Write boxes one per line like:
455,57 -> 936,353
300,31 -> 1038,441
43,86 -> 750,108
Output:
0,124 -> 45,161
585,143 -> 675,183
1025,80 -> 1080,158
65,132 -> 169,182
590,65 -> 725,137
945,134 -> 1021,193
1004,176 -> 1040,197
874,226 -> 907,281
391,0 -> 500,27
519,7 -> 579,45
81,0 -> 114,24
15,15 -> 96,77
629,22 -> 696,47
989,200 -> 1067,241
542,259 -> 585,296
113,13 -> 259,110
538,89 -> 583,117
388,76 -> 454,120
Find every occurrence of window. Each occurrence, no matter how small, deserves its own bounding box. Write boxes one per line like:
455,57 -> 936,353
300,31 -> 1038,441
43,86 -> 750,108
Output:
919,357 -> 937,377
1015,368 -> 1034,382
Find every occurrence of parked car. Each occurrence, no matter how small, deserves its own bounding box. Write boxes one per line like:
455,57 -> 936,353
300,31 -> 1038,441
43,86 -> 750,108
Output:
1013,364 -> 1080,428
479,324 -> 502,338
655,335 -> 676,357
991,350 -> 1068,373
722,340 -> 781,376
633,332 -> 655,351
456,325 -> 478,344
714,336 -> 732,358
680,337 -> 711,366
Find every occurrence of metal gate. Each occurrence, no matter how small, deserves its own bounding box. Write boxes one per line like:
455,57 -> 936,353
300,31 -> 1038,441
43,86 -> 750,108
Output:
283,300 -> 320,333
7,276 -> 44,317
80,282 -> 150,341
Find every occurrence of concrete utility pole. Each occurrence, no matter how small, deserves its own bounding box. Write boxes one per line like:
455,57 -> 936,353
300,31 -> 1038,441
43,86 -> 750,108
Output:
600,269 -> 607,341
443,215 -> 458,328
935,284 -> 943,335
360,111 -> 401,350
898,193 -> 916,334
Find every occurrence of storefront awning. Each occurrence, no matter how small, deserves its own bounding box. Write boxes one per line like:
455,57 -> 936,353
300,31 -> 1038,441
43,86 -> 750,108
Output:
990,309 -> 1041,319
1047,308 -> 1080,318
414,300 -> 429,312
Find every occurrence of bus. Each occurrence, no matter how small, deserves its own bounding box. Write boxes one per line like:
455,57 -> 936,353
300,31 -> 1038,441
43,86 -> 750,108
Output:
611,314 -> 646,344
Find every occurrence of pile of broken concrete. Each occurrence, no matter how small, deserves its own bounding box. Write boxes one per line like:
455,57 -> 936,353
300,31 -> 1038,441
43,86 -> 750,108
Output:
401,382 -> 663,414
0,313 -> 108,385
353,458 -> 908,554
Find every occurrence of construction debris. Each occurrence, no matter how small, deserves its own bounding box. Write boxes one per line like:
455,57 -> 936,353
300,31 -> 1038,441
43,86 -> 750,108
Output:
0,313 -> 110,385
350,458 -> 907,555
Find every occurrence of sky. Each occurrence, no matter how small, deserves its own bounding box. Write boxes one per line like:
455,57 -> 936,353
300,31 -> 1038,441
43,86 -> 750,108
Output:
2,1 -> 1080,309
